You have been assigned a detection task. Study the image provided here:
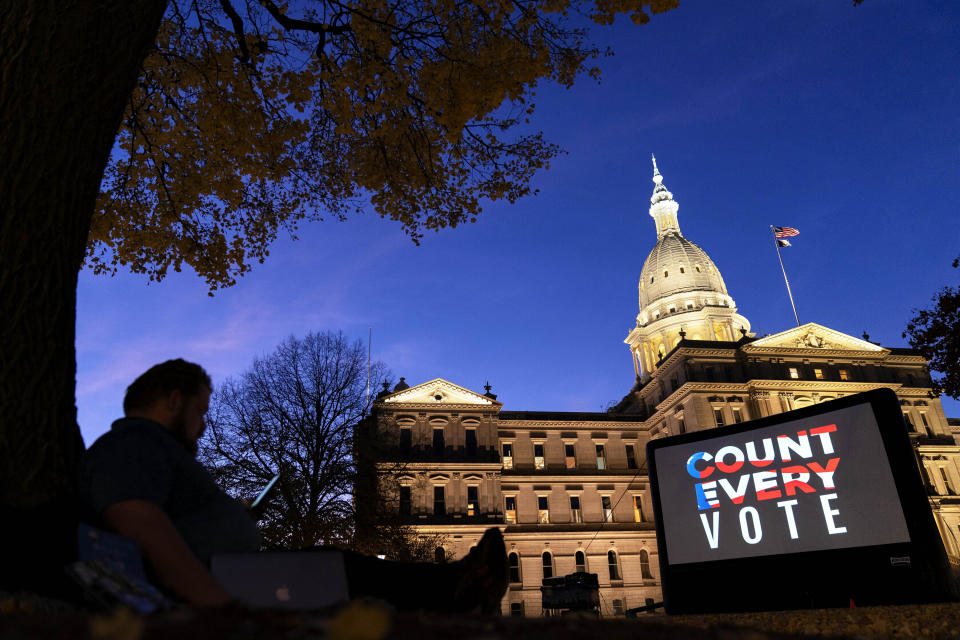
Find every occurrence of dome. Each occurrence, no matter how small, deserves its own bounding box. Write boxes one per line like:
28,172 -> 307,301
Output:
625,157 -> 751,380
638,232 -> 728,309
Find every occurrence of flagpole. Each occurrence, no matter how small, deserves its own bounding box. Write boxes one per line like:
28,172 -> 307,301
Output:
771,226 -> 801,327
366,325 -> 372,414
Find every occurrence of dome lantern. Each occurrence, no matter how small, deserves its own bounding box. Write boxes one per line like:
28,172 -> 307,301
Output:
649,155 -> 681,238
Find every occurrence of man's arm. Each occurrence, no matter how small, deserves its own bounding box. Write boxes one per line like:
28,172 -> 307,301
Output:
103,499 -> 231,606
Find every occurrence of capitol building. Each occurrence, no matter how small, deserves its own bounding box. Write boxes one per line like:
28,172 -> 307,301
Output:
358,159 -> 960,617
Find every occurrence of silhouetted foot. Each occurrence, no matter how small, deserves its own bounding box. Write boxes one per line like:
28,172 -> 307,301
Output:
452,528 -> 507,614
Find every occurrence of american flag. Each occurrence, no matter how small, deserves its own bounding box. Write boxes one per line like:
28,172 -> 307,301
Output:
773,226 -> 800,238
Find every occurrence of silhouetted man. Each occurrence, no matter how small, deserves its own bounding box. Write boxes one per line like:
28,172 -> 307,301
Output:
80,359 -> 506,611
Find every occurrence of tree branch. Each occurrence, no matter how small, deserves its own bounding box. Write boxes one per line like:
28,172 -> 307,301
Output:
219,0 -> 253,67
257,0 -> 351,35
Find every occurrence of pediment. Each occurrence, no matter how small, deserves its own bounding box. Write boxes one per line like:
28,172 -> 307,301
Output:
744,323 -> 886,353
381,378 -> 501,406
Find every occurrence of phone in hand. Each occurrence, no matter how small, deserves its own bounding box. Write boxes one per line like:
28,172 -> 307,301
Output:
251,473 -> 281,510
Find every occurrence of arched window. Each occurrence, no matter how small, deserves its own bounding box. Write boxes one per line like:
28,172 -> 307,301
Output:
575,550 -> 586,573
542,551 -> 553,579
508,552 -> 521,583
434,546 -> 446,563
639,549 -> 653,579
607,550 -> 621,580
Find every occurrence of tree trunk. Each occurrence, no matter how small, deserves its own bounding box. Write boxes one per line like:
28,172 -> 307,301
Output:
0,0 -> 167,592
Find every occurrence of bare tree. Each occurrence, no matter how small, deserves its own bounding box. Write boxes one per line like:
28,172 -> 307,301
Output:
199,330 -> 388,549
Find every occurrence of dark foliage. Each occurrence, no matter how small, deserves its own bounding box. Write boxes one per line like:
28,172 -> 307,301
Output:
904,257 -> 960,400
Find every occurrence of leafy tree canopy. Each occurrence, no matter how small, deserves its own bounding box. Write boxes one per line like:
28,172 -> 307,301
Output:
904,256 -> 960,400
87,0 -> 679,290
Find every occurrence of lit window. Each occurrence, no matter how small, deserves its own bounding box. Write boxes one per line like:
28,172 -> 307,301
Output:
596,445 -> 607,470
639,549 -> 653,579
433,428 -> 445,455
601,495 -> 614,522
789,367 -> 800,379
542,552 -> 553,579
633,495 -> 644,522
399,486 -> 411,516
433,486 -> 445,515
537,496 -> 550,523
565,444 -> 576,469
814,368 -> 824,380
839,369 -> 849,381
713,408 -> 725,427
504,496 -> 517,524
510,601 -> 523,616
399,427 -> 411,453
465,429 -> 477,457
502,443 -> 513,469
626,444 -> 638,469
534,443 -> 545,470
434,547 -> 446,563
607,550 -> 621,580
467,486 -> 479,517
732,407 -> 743,424
570,496 -> 582,523
508,553 -> 521,583
575,550 -> 586,573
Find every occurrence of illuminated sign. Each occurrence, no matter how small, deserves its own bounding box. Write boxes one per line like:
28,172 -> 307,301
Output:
647,389 -> 955,613
657,403 -> 909,565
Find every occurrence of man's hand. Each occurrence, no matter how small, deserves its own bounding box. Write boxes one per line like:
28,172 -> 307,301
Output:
103,499 -> 232,606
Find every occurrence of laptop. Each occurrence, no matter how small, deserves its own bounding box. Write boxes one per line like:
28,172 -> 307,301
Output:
211,551 -> 351,609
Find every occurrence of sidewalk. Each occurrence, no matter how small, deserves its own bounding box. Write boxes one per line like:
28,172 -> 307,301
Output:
3,598 -> 959,640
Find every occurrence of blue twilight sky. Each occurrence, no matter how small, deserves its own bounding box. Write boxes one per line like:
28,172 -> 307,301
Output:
76,0 -> 960,445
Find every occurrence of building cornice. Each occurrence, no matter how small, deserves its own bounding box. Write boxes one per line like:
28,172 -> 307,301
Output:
742,346 -> 888,358
497,420 -> 647,431
375,462 -> 502,472
378,403 -> 501,413
642,380 -> 933,426
746,380 -> 899,393
499,474 -> 648,484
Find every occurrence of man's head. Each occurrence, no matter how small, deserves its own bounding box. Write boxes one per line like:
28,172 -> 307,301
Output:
124,359 -> 212,455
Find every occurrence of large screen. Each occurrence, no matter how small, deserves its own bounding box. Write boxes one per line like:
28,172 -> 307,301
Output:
654,402 -> 911,565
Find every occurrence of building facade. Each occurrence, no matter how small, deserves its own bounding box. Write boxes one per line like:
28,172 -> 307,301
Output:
360,159 -> 960,616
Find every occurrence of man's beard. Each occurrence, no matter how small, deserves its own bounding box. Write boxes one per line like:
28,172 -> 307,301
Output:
169,410 -> 200,457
